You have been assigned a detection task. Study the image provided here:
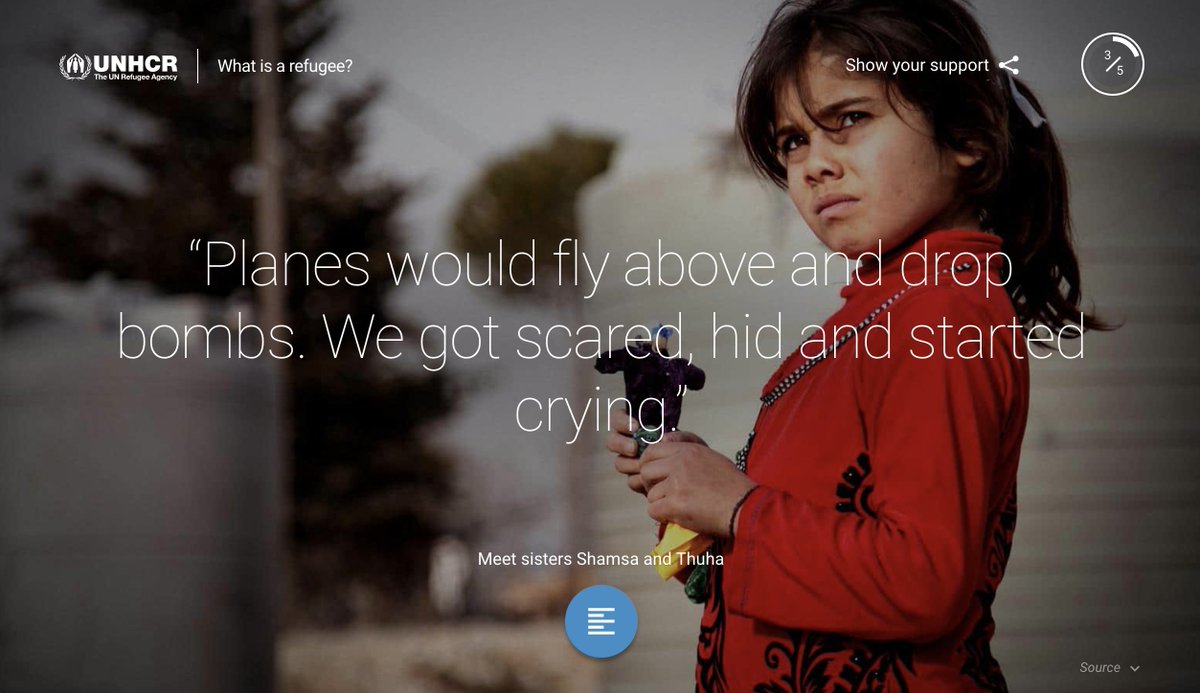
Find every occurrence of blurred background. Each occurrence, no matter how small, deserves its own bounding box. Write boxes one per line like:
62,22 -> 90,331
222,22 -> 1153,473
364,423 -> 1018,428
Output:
1,0 -> 1199,691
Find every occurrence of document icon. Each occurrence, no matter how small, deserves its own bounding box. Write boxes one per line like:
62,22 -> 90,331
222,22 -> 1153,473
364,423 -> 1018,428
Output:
565,585 -> 638,658
586,606 -> 616,636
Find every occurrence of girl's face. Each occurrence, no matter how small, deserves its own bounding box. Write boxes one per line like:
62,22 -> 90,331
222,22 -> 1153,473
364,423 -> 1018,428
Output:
775,51 -> 980,258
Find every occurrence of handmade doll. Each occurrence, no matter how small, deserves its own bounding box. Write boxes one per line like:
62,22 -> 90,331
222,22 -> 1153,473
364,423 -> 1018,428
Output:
595,324 -> 712,596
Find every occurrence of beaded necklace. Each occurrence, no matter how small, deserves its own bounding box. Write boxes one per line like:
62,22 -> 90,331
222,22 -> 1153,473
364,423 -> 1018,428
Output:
733,261 -> 976,473
681,260 -> 981,604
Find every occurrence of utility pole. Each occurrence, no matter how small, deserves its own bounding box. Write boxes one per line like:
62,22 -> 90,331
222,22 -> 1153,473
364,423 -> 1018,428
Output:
254,0 -> 285,330
253,0 -> 286,686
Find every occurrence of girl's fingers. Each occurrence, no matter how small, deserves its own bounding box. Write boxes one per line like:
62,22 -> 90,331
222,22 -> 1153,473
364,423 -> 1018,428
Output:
639,440 -> 682,465
606,430 -> 637,457
609,406 -> 640,435
647,497 -> 671,523
662,430 -> 707,446
639,457 -> 673,489
612,454 -> 640,475
646,477 -> 669,503
627,474 -> 647,495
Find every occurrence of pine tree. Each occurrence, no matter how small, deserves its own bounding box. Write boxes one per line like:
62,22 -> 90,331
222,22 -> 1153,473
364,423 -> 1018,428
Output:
17,0 -> 456,625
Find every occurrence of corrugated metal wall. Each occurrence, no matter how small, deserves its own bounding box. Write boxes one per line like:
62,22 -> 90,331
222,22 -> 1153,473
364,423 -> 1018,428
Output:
990,139 -> 1200,690
0,313 -> 280,692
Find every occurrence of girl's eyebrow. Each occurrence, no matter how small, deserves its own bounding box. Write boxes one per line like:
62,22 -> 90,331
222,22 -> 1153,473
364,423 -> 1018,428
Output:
775,96 -> 877,135
812,96 -> 875,121
774,123 -> 800,141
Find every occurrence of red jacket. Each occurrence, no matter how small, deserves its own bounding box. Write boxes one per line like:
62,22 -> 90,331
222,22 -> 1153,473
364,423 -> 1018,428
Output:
697,229 -> 1029,692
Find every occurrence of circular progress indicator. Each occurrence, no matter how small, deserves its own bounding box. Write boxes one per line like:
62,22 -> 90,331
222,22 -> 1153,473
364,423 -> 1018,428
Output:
1081,32 -> 1145,96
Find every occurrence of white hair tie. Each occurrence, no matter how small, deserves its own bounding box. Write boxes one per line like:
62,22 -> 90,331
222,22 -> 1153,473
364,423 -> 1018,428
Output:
1004,71 -> 1045,129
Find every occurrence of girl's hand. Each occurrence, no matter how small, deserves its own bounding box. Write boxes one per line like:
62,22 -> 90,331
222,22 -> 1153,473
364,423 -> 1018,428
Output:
607,407 -> 707,496
639,441 -> 756,538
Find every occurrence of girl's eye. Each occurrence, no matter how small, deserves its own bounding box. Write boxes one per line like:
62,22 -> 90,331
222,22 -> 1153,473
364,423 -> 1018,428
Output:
837,111 -> 869,129
777,133 -> 808,155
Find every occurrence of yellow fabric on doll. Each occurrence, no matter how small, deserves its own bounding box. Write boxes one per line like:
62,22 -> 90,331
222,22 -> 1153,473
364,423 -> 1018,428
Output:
652,521 -> 714,580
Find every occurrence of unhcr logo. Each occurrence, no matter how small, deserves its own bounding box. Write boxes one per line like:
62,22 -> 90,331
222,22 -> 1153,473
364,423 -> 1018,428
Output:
59,53 -> 92,80
58,53 -> 179,82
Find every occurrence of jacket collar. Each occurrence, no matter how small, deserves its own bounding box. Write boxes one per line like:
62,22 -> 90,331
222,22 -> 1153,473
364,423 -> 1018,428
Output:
840,229 -> 1005,301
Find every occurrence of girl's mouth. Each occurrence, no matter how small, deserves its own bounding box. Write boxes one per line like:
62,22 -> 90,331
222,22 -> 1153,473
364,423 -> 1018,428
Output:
814,194 -> 859,221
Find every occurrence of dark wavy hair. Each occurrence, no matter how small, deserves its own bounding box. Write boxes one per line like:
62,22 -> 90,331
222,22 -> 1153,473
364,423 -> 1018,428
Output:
736,0 -> 1112,335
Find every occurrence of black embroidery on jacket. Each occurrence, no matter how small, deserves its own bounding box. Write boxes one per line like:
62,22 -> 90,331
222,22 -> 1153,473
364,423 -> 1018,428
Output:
740,456 -> 1015,692
696,562 -> 729,691
958,481 -> 1017,692
835,452 -> 877,518
754,630 -> 915,692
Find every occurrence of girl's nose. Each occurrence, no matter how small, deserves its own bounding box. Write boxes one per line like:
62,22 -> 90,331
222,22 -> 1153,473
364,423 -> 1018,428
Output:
801,134 -> 843,186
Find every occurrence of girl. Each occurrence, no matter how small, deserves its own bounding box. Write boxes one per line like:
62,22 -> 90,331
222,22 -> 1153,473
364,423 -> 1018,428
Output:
607,0 -> 1109,690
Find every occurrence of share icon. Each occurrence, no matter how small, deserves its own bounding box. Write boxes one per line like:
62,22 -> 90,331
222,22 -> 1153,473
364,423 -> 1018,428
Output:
999,55 -> 1019,75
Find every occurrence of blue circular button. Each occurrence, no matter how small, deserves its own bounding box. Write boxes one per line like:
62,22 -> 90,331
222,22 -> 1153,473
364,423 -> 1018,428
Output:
564,585 -> 638,658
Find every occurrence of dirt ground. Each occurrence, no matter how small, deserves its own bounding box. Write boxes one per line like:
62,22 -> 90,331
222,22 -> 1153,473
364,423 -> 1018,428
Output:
279,621 -> 600,693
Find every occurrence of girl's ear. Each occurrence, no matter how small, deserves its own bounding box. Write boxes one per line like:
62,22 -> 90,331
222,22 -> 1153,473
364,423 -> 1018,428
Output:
954,151 -> 983,168
953,143 -> 985,169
